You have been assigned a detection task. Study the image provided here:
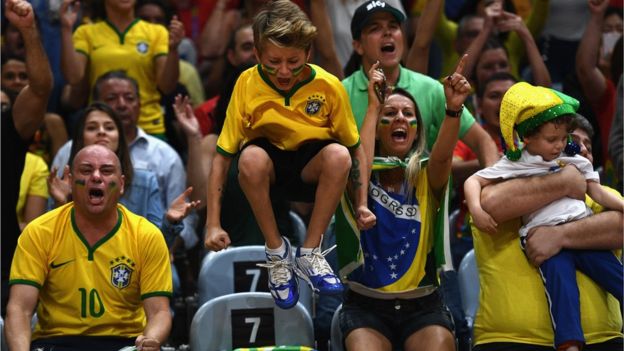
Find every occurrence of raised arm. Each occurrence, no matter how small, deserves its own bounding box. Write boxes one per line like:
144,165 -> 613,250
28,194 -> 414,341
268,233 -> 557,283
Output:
360,61 -> 384,177
197,0 -> 240,60
59,0 -> 87,85
481,164 -> 587,222
405,0 -> 444,74
309,0 -> 343,79
7,0 -> 53,140
427,55 -> 471,196
154,16 -> 182,95
462,2 -> 500,82
6,284 -> 39,351
575,0 -> 609,107
497,11 -> 551,87
173,95 -> 206,203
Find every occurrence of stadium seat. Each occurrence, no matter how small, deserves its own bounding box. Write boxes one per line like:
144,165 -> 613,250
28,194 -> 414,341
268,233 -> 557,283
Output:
329,304 -> 344,351
1,316 -> 7,351
190,292 -> 314,351
198,245 -> 314,314
289,211 -> 307,246
457,249 -> 479,329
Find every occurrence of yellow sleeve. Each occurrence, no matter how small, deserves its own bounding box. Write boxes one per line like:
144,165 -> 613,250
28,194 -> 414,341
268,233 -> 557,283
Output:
9,218 -> 54,288
151,22 -> 169,57
217,71 -> 248,156
137,217 -> 173,299
73,24 -> 91,56
329,81 -> 360,149
28,154 -> 50,198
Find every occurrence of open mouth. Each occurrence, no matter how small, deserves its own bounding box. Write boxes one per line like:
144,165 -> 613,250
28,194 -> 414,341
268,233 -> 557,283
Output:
381,43 -> 395,53
89,188 -> 104,202
277,77 -> 291,86
391,129 -> 407,141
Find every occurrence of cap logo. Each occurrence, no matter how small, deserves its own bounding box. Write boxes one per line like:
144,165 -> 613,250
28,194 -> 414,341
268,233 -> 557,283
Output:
367,1 -> 386,11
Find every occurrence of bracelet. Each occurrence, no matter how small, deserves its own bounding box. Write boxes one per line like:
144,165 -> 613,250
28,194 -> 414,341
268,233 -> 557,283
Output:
445,104 -> 464,118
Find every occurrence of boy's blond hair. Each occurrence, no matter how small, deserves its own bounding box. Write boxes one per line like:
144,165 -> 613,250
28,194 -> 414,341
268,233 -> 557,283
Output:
252,0 -> 317,53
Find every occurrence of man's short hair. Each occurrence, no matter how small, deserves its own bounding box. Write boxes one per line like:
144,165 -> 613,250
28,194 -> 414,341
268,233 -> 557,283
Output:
570,113 -> 595,138
92,70 -> 140,100
477,71 -> 517,98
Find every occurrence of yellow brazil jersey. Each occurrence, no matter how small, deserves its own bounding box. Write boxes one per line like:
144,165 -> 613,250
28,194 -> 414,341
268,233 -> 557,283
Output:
73,19 -> 168,135
17,152 -> 49,223
217,64 -> 360,156
471,191 -> 623,346
9,203 -> 172,339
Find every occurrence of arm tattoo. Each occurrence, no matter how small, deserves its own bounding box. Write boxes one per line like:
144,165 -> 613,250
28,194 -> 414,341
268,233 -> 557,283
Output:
350,158 -> 362,190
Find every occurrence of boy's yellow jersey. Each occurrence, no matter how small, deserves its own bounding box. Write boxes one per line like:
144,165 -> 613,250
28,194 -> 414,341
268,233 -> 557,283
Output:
217,64 -> 360,156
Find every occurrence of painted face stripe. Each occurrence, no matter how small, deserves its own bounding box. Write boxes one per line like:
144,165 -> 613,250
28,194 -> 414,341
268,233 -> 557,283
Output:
262,64 -> 277,75
291,64 -> 305,76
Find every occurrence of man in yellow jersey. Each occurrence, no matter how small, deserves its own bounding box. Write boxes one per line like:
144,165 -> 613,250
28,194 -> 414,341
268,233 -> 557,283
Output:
470,114 -> 623,350
6,145 -> 173,351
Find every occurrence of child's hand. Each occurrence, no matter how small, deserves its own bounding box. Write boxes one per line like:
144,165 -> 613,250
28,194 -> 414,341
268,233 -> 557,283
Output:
204,226 -> 231,251
356,205 -> 376,230
443,55 -> 471,112
471,208 -> 498,234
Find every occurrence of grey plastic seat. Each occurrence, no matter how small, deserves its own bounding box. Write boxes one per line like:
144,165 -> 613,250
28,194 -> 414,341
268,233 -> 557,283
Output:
190,292 -> 314,351
198,245 -> 313,314
288,211 -> 307,246
457,249 -> 479,329
1,316 -> 7,351
330,304 -> 344,351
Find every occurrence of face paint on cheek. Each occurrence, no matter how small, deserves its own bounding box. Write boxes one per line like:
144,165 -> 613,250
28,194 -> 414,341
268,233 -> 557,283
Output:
109,181 -> 118,191
291,64 -> 305,76
262,64 -> 277,76
409,120 -> 418,129
379,117 -> 392,125
75,179 -> 86,186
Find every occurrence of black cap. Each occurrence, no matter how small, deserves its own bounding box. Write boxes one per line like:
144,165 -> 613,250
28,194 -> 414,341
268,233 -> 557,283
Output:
351,1 -> 406,40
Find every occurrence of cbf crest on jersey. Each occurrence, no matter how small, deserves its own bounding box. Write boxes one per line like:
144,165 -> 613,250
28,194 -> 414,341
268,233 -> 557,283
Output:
305,94 -> 326,115
136,42 -> 149,54
110,256 -> 135,289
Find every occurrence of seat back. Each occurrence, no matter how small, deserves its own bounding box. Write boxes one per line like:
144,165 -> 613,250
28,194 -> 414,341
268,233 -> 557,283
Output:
190,292 -> 314,351
288,211 -> 307,246
330,304 -> 344,351
198,245 -> 313,313
1,316 -> 7,351
457,249 -> 479,329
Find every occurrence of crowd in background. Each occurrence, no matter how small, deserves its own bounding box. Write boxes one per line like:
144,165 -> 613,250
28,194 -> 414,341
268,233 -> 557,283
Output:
1,0 -> 623,349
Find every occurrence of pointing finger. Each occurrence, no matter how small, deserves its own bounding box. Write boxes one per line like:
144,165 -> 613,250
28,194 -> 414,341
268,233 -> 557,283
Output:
454,54 -> 468,76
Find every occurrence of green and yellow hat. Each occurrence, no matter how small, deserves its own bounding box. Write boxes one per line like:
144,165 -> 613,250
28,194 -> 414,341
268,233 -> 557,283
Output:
500,82 -> 580,161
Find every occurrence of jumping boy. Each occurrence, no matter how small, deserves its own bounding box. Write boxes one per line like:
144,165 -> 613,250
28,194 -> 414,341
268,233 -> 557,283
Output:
464,82 -> 623,351
204,0 -> 373,309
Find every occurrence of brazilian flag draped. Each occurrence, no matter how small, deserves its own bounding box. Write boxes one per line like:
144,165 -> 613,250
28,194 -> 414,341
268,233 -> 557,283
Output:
335,156 -> 453,278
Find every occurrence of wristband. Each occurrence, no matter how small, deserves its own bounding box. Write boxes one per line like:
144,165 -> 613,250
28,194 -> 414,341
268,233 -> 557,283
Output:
445,104 -> 464,118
